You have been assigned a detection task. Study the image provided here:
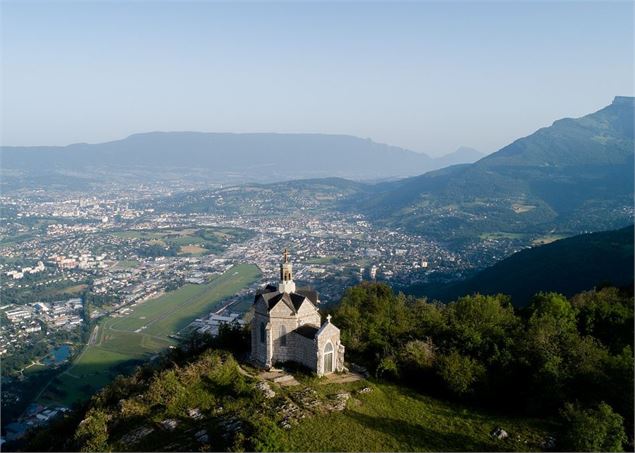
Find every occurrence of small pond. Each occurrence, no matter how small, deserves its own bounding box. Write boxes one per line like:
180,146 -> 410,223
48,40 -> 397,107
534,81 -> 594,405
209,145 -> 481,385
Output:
43,345 -> 72,365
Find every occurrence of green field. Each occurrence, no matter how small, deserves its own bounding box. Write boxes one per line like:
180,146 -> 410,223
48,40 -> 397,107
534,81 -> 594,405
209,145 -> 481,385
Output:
38,264 -> 261,406
304,256 -> 338,265
531,234 -> 567,245
111,226 -> 255,256
479,232 -> 528,241
110,264 -> 261,337
113,259 -> 140,269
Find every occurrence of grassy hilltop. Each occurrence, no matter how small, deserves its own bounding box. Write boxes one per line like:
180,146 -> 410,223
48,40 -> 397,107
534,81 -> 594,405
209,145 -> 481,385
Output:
18,282 -> 633,452
24,349 -> 552,452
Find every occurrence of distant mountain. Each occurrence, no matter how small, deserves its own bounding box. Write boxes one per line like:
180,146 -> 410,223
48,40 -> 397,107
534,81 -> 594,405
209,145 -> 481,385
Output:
1,133 -> 480,189
433,146 -> 484,167
409,225 -> 634,307
358,97 -> 635,239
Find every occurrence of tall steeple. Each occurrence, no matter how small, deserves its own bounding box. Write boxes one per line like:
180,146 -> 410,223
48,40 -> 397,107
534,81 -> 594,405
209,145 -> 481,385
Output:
278,248 -> 296,293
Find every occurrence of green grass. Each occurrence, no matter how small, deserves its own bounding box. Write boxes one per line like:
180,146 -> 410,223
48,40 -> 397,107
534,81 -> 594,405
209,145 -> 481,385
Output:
479,232 -> 528,241
109,263 -> 260,336
44,349 -> 140,406
304,256 -> 338,265
110,227 -> 255,256
114,259 -> 140,269
108,284 -> 207,333
531,234 -> 567,245
69,348 -> 137,376
75,352 -> 553,452
22,363 -> 47,375
36,282 -> 88,298
51,284 -> 88,296
0,232 -> 37,246
38,264 -> 261,407
111,230 -> 171,240
170,236 -> 205,246
279,381 -> 552,451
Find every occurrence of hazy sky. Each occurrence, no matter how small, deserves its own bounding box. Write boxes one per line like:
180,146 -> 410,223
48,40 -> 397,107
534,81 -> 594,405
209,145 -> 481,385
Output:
1,1 -> 633,155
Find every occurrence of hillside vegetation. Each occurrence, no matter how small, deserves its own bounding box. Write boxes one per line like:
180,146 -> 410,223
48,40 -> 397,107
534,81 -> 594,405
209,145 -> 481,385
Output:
332,283 -> 633,450
410,225 -> 634,306
21,342 -> 552,452
17,283 -> 633,452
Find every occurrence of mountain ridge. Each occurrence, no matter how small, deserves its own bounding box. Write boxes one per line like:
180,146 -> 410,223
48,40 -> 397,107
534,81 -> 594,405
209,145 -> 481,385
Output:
355,97 -> 634,239
1,132 -> 482,185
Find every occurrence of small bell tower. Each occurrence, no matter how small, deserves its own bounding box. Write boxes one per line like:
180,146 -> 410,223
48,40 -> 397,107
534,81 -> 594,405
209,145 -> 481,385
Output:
278,248 -> 296,293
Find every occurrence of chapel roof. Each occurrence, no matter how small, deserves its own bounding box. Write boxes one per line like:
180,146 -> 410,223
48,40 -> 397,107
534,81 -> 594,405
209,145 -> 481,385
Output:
295,288 -> 318,305
255,285 -> 319,313
294,324 -> 319,339
256,290 -> 306,313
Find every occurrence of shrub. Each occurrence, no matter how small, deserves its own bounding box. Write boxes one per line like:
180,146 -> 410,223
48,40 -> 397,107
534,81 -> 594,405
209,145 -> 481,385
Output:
435,350 -> 485,396
559,402 -> 627,452
73,408 -> 110,452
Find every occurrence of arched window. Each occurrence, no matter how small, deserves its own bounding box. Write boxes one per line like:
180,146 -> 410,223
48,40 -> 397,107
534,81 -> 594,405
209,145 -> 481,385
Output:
323,341 -> 334,373
260,322 -> 266,343
280,325 -> 287,346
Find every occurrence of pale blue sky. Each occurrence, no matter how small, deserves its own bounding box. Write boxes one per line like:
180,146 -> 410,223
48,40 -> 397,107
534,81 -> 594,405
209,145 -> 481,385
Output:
1,1 -> 633,155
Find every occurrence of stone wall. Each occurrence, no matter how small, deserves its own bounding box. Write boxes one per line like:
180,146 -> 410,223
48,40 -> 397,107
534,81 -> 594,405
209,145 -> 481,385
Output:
315,324 -> 344,376
251,310 -> 270,367
270,316 -> 310,364
289,332 -> 319,371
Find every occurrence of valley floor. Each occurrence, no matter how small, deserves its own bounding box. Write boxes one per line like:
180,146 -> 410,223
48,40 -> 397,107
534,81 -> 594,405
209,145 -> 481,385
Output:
38,264 -> 261,407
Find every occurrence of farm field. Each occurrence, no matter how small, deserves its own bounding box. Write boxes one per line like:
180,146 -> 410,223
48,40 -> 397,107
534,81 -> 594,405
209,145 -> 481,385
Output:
37,264 -> 261,407
113,259 -> 140,269
43,284 -> 88,297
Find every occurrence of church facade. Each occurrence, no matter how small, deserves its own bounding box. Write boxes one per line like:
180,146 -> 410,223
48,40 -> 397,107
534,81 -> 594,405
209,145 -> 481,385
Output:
250,251 -> 345,376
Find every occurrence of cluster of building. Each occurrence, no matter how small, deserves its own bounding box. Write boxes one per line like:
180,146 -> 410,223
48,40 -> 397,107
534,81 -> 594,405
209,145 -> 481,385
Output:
0,299 -> 84,356
3,403 -> 71,443
12,196 -> 145,222
0,186 -> 486,380
4,261 -> 45,280
0,306 -> 43,356
49,253 -> 108,270
34,298 -> 84,328
188,312 -> 245,337
207,212 -> 458,301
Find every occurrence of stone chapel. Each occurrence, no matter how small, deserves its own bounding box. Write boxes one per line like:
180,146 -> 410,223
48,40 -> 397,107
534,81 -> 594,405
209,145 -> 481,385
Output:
250,250 -> 345,376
